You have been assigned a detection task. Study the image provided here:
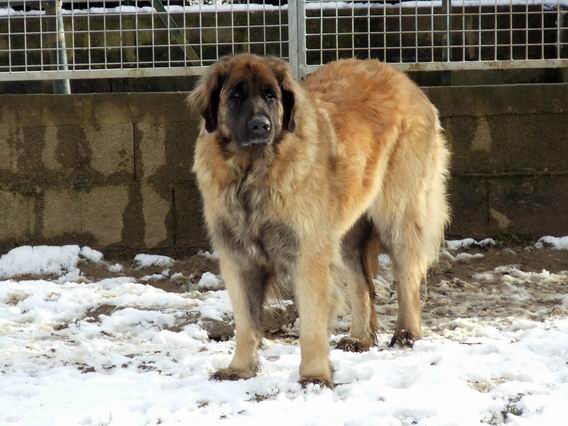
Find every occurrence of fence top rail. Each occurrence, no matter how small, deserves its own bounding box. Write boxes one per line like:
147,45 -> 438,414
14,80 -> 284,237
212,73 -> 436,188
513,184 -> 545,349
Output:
0,2 -> 288,15
3,59 -> 567,82
1,1 -> 568,18
2,1 -> 568,10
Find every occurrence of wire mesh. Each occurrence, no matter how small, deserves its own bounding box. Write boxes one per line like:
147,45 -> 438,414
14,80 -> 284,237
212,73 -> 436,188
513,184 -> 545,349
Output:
0,0 -> 567,81
302,0 -> 568,72
0,0 -> 290,80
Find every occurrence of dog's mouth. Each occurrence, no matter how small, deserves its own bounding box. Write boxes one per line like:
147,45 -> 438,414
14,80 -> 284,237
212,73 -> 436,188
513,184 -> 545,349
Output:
240,137 -> 271,147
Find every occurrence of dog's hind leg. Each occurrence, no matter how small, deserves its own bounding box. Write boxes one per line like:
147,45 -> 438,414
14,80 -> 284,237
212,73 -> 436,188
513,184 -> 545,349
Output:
336,218 -> 380,353
369,131 -> 450,347
368,206 -> 429,347
211,254 -> 269,381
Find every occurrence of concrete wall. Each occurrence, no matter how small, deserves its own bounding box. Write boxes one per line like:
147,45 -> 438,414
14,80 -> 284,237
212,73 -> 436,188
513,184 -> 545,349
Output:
0,93 -> 206,255
425,84 -> 568,239
1,84 -> 567,253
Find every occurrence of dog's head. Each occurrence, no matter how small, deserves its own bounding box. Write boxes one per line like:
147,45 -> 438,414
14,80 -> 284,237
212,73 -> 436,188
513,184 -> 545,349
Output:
189,54 -> 298,148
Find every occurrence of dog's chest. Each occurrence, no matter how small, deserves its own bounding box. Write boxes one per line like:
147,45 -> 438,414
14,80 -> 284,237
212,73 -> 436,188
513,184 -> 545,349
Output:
220,220 -> 298,266
219,183 -> 298,267
226,177 -> 272,227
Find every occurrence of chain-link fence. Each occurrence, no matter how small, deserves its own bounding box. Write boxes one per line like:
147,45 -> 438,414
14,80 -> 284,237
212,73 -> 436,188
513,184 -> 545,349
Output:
1,0 -> 567,81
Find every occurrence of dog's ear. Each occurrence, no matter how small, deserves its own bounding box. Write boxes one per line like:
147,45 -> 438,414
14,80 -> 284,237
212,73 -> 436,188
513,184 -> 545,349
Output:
267,58 -> 298,133
280,72 -> 297,133
188,62 -> 226,133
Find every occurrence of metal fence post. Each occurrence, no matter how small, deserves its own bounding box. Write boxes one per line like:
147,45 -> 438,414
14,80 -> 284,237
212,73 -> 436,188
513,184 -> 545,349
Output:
441,0 -> 451,62
46,0 -> 71,94
441,0 -> 452,85
288,0 -> 307,79
296,0 -> 307,79
288,0 -> 299,79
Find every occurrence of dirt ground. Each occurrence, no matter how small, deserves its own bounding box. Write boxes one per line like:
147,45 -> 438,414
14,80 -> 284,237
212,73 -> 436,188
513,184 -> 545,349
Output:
74,242 -> 568,345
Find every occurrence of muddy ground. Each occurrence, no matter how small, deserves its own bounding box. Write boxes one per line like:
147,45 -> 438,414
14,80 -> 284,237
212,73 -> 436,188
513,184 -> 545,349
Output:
73,243 -> 568,344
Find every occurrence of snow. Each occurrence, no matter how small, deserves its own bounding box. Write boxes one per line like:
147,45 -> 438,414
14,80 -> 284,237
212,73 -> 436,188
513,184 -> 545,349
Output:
171,272 -> 186,281
141,273 -> 167,281
80,246 -> 104,263
3,1 -> 567,18
108,263 -> 124,273
1,241 -> 567,425
133,254 -> 175,269
0,7 -> 45,16
198,249 -> 220,260
446,237 -> 496,251
197,271 -> 224,290
199,290 -> 233,321
310,0 -> 568,8
0,245 -> 103,280
536,235 -> 568,250
442,249 -> 485,262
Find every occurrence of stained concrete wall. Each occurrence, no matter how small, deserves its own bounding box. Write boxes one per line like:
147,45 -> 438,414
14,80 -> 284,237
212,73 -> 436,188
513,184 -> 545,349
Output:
0,93 -> 205,255
0,84 -> 567,253
424,84 -> 568,239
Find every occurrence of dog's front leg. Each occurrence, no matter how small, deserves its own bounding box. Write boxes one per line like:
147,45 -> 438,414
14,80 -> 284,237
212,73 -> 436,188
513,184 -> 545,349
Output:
211,254 -> 266,381
295,248 -> 334,388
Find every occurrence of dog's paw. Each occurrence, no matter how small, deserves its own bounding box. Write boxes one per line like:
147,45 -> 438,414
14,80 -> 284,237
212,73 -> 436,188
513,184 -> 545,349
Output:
335,337 -> 373,353
299,376 -> 334,390
389,329 -> 420,348
210,368 -> 256,381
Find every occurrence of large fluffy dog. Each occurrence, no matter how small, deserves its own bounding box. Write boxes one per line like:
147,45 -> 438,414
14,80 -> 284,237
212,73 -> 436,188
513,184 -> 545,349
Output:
189,54 -> 450,388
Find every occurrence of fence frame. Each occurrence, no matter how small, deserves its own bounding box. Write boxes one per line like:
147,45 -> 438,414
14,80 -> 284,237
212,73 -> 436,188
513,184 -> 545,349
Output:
0,0 -> 567,81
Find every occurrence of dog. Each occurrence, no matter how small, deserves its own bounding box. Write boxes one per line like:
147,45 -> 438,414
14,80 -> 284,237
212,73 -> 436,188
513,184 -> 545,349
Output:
189,54 -> 450,388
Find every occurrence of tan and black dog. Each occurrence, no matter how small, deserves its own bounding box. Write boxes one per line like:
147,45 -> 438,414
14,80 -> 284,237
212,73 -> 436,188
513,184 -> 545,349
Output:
189,54 -> 450,388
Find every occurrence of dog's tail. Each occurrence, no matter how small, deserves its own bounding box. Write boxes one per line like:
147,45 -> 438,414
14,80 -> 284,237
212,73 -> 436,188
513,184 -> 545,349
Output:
361,228 -> 381,338
330,218 -> 382,340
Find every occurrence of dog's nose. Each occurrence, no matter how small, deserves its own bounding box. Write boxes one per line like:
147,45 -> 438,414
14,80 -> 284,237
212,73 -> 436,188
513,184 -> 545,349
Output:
248,116 -> 271,136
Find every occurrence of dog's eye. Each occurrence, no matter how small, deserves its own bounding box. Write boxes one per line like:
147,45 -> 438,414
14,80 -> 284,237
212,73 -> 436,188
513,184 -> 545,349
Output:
230,91 -> 242,101
265,91 -> 276,101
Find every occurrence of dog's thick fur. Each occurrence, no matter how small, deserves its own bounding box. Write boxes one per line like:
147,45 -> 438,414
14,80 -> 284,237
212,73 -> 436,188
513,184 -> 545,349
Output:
189,54 -> 450,387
